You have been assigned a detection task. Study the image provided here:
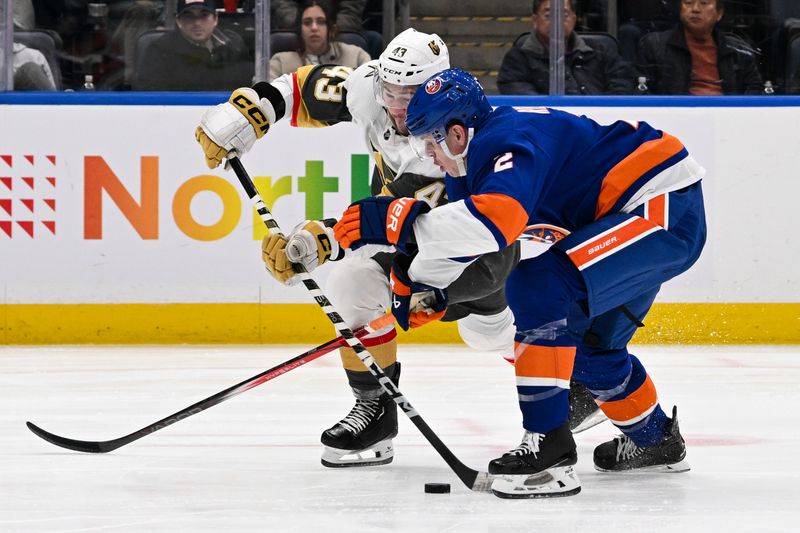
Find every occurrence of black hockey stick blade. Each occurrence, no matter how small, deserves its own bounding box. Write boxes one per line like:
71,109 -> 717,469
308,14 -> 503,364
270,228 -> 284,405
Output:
24,322 -> 386,453
26,421 -> 118,453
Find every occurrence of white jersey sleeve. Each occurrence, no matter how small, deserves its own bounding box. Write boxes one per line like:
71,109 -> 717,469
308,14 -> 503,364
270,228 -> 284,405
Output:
413,200 -> 502,260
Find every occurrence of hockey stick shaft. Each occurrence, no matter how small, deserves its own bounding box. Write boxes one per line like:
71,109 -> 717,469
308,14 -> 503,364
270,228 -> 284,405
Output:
26,315 -> 394,454
229,157 -> 492,492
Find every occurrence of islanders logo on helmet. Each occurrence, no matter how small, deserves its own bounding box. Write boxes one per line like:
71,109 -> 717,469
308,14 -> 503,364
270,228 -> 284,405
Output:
425,77 -> 442,94
406,68 -> 493,138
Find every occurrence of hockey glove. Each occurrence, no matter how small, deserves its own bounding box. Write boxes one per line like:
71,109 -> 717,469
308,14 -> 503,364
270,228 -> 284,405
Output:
334,196 -> 430,254
390,253 -> 447,331
261,233 -> 296,285
285,219 -> 343,271
262,219 -> 343,285
196,87 -> 271,169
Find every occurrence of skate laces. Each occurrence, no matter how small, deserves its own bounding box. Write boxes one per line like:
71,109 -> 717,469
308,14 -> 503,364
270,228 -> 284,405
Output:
508,431 -> 544,457
615,435 -> 643,461
338,398 -> 381,434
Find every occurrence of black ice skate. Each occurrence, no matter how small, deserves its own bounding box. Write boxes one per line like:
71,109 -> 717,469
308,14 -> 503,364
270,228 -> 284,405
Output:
488,422 -> 581,498
593,405 -> 690,473
320,370 -> 399,468
569,380 -> 607,433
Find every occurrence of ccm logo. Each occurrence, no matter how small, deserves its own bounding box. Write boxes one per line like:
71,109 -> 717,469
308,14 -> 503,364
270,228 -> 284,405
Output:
587,236 -> 618,255
387,198 -> 414,233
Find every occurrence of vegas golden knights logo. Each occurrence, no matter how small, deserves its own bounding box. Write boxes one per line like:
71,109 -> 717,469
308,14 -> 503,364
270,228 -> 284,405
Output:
428,41 -> 441,55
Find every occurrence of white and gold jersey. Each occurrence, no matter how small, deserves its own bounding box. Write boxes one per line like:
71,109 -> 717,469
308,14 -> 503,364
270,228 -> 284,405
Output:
253,60 -> 446,205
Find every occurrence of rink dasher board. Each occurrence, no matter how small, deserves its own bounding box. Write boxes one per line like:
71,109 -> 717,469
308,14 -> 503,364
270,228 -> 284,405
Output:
0,95 -> 798,343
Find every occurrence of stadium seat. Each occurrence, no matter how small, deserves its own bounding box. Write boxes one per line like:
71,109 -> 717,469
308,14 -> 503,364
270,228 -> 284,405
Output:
218,12 -> 255,57
335,30 -> 369,54
270,31 -> 300,54
131,30 -> 169,91
787,34 -> 800,93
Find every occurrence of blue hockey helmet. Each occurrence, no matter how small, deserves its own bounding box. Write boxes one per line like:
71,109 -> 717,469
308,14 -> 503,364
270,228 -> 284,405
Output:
405,68 -> 492,144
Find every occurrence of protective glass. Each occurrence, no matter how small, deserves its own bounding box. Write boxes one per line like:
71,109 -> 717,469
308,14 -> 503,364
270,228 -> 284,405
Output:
373,76 -> 419,110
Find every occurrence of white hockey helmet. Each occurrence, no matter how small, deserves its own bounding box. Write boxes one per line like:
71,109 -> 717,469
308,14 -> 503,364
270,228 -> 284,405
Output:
377,28 -> 450,86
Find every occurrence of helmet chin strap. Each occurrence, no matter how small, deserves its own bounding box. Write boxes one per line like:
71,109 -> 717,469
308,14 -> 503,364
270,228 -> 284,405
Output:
442,128 -> 474,178
454,153 -> 468,177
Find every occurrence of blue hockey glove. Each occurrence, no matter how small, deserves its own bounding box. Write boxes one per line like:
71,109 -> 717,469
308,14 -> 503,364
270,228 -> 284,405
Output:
390,253 -> 448,331
334,196 -> 430,254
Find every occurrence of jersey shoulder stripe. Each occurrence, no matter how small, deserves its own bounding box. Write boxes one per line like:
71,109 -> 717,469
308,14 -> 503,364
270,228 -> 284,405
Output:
595,132 -> 686,219
465,193 -> 529,248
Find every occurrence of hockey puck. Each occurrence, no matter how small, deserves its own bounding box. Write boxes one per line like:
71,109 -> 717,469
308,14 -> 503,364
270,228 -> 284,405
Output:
424,482 -> 451,494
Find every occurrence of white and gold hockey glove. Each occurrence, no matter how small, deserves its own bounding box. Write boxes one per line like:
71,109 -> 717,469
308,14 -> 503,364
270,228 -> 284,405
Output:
261,219 -> 343,285
195,87 -> 272,169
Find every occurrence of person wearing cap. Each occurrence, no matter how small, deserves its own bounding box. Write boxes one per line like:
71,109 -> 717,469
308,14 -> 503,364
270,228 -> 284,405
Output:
133,0 -> 253,90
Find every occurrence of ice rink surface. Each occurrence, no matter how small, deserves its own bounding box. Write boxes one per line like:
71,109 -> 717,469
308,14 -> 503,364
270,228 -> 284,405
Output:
2,344 -> 799,533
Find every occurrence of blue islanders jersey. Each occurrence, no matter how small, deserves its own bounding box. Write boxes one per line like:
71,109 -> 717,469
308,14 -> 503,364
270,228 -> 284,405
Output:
412,106 -> 704,272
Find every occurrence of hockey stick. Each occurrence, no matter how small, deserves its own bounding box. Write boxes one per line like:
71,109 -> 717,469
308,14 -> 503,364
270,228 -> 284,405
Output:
26,315 -> 393,454
228,157 -> 494,493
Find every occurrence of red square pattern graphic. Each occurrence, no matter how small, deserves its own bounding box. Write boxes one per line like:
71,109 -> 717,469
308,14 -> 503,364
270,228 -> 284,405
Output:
0,155 -> 57,238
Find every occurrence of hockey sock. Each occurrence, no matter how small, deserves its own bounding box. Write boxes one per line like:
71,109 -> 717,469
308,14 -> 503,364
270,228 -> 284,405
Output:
506,252 -> 588,434
514,321 -> 576,433
594,354 -> 669,447
340,330 -> 398,394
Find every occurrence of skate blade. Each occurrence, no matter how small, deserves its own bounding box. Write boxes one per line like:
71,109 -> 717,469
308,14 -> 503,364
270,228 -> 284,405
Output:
570,409 -> 608,434
594,457 -> 691,473
320,439 -> 394,468
491,465 -> 581,499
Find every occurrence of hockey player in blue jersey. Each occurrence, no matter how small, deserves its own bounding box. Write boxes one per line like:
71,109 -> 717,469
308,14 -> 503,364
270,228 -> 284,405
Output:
333,68 -> 706,498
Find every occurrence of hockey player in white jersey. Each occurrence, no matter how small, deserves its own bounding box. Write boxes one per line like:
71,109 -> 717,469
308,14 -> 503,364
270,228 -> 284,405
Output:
195,29 -> 522,467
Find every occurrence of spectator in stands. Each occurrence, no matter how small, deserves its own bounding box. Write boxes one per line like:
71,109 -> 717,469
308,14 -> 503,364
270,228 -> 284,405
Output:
269,0 -> 370,80
272,0 -> 366,33
636,0 -> 763,94
272,0 -> 382,59
134,0 -> 253,91
497,0 -> 636,95
12,0 -> 59,90
13,42 -> 57,90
